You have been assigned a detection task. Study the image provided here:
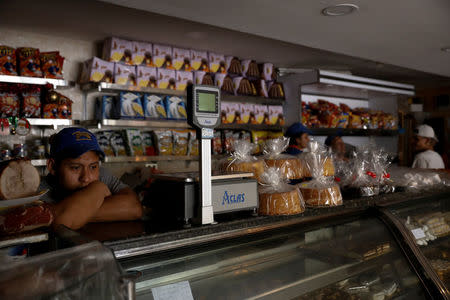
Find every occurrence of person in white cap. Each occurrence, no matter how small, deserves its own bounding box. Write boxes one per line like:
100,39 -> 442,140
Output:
412,124 -> 445,169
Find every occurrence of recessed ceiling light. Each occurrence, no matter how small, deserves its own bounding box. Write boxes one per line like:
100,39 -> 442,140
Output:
441,47 -> 450,53
322,4 -> 359,16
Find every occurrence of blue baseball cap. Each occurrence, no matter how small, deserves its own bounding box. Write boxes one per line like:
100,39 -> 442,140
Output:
325,131 -> 343,146
50,127 -> 105,160
285,123 -> 312,138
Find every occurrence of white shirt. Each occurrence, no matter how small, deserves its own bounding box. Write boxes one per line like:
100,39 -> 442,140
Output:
412,150 -> 445,169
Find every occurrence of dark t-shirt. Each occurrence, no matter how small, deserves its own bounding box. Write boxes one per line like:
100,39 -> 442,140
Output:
39,167 -> 128,204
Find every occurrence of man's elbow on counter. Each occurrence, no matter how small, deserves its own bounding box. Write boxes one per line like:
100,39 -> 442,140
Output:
129,201 -> 144,220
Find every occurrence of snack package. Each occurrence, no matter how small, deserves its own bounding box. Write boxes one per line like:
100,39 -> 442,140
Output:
251,130 -> 268,155
21,87 -> 41,118
136,66 -> 157,87
214,73 -> 234,94
237,103 -> 254,124
95,95 -> 119,120
299,141 -> 343,207
16,47 -> 42,77
188,130 -> 199,156
114,63 -> 136,85
190,49 -> 209,71
225,56 -> 242,76
131,41 -> 153,66
253,79 -> 268,98
254,104 -> 269,124
212,130 -> 223,155
263,137 -> 304,180
175,70 -> 193,91
57,94 -> 72,119
141,131 -> 156,156
103,37 -> 132,64
119,92 -> 144,119
268,131 -> 284,139
40,51 -> 64,79
153,130 -> 173,155
267,81 -> 285,99
221,102 -> 239,124
173,48 -> 191,71
258,167 -> 306,215
96,131 -> 115,156
337,112 -> 350,128
208,52 -> 226,73
0,46 -> 17,75
165,96 -> 187,120
157,68 -> 176,89
80,57 -> 114,83
194,71 -> 214,86
153,44 -> 172,68
223,130 -> 235,153
349,113 -> 362,128
241,59 -> 260,78
172,130 -> 189,156
110,131 -> 127,156
268,105 -> 284,125
222,140 -> 264,182
124,129 -> 144,156
233,77 -> 255,96
142,94 -> 167,119
259,63 -> 276,81
0,91 -> 19,117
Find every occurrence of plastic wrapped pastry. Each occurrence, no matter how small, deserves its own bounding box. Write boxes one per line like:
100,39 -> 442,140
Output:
258,167 -> 305,215
263,137 -> 304,180
222,140 -> 264,182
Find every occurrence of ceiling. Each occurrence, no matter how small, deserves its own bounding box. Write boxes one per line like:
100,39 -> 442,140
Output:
1,0 -> 450,90
99,0 -> 450,90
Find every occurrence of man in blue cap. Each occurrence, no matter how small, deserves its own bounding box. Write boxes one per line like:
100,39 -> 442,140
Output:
284,123 -> 312,155
40,127 -> 142,230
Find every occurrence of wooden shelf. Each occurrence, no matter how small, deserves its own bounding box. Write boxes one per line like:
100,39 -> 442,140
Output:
0,74 -> 73,89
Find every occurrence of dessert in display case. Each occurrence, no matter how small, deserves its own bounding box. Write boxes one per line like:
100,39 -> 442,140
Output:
380,191 -> 450,296
118,213 -> 431,299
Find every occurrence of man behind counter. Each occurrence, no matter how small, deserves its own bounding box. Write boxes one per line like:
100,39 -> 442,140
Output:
412,124 -> 445,169
284,123 -> 312,155
40,127 -> 143,230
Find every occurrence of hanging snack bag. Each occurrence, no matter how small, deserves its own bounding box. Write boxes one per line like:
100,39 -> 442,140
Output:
0,90 -> 20,117
141,131 -> 156,156
110,131 -> 127,156
208,52 -> 226,73
175,70 -> 193,91
103,37 -> 132,64
0,46 -> 17,75
190,49 -> 209,71
136,66 -> 157,88
241,59 -> 260,79
40,51 -> 64,79
221,102 -> 239,124
223,130 -> 235,153
258,167 -> 305,215
254,104 -> 269,124
222,140 -> 265,182
237,103 -> 254,124
96,131 -> 115,156
57,94 -> 72,119
114,63 -> 136,85
215,73 -> 234,95
131,41 -> 153,66
263,137 -> 304,180
268,105 -> 284,125
16,47 -> 42,77
173,48 -> 191,71
124,129 -> 144,156
267,81 -> 285,99
142,94 -> 166,119
299,141 -> 343,207
119,92 -> 144,119
165,96 -> 187,120
225,56 -> 242,76
95,95 -> 119,120
21,87 -> 41,118
157,68 -> 176,90
80,57 -> 114,83
153,44 -> 172,69
187,130 -> 199,156
172,130 -> 189,156
212,130 -> 223,155
194,71 -> 214,86
153,130 -> 173,156
259,63 -> 276,81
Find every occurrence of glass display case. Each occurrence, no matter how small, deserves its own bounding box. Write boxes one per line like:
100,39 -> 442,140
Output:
381,192 -> 450,297
118,212 -> 431,299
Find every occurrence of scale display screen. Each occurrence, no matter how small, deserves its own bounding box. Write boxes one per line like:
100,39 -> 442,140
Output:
197,91 -> 218,113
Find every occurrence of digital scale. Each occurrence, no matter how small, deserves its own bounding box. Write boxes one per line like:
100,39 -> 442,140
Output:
145,85 -> 258,226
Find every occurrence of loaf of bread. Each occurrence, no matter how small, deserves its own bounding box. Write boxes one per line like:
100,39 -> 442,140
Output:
265,156 -> 304,179
259,185 -> 305,215
299,182 -> 343,206
225,160 -> 265,181
0,159 -> 40,200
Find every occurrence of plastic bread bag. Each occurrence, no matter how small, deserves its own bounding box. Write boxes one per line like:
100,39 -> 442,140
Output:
263,137 -> 304,180
172,129 -> 189,156
222,140 -> 265,181
153,130 -> 173,156
258,167 -> 305,215
390,167 -> 450,192
300,141 -> 335,178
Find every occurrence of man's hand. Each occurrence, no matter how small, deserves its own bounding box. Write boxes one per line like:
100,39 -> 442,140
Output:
53,181 -> 112,230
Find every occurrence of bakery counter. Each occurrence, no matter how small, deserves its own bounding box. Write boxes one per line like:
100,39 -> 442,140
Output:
75,187 -> 450,259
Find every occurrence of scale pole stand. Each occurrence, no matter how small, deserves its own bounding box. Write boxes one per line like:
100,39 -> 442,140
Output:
199,128 -> 215,225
